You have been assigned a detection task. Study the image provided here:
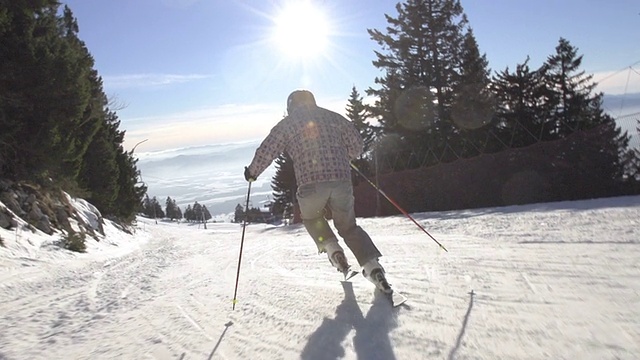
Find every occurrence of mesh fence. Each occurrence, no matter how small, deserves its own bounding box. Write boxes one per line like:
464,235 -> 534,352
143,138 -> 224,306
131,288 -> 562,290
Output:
365,113 -> 640,175
616,112 -> 640,150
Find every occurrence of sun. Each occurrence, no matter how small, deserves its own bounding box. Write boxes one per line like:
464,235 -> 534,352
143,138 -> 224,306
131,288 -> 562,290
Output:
272,2 -> 330,60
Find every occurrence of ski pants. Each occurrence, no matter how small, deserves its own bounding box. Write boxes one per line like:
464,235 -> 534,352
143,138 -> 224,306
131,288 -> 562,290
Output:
296,180 -> 382,266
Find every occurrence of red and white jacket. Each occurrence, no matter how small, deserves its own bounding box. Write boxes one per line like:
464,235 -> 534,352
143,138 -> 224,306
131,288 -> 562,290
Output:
247,104 -> 363,186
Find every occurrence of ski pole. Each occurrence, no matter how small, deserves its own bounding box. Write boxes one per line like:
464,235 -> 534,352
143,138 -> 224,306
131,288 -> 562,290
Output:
350,163 -> 448,252
232,181 -> 252,310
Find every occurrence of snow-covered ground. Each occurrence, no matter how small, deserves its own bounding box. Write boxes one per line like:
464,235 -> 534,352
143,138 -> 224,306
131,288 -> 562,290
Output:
1,195 -> 639,360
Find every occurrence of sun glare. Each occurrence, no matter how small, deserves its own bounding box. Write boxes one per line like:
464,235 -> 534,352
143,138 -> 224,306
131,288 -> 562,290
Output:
272,2 -> 330,60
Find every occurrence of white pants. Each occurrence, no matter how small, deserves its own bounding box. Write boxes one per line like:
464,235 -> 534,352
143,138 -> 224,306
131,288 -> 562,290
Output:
297,180 -> 382,266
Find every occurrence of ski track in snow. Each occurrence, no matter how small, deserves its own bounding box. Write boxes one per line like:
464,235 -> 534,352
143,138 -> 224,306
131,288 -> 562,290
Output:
1,196 -> 639,359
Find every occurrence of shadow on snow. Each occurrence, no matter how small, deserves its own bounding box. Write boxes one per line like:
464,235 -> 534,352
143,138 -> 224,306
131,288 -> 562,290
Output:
300,281 -> 399,360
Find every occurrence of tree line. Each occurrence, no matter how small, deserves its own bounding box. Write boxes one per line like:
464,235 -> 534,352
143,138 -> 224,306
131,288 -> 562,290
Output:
268,0 -> 640,217
0,1 -> 145,223
140,196 -> 212,223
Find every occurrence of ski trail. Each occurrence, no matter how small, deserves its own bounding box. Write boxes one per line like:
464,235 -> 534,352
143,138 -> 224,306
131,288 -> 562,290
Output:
1,198 -> 639,359
176,304 -> 215,341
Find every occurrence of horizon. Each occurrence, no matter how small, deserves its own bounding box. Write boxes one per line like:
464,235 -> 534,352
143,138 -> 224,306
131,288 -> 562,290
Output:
136,96 -> 640,217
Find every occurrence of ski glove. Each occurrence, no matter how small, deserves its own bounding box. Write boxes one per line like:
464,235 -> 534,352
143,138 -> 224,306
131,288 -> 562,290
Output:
244,166 -> 256,182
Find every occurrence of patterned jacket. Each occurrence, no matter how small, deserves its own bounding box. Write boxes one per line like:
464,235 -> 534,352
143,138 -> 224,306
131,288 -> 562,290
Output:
247,104 -> 363,187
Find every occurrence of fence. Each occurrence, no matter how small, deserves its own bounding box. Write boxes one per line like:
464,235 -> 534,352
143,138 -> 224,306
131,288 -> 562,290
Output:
364,113 -> 640,175
353,113 -> 640,217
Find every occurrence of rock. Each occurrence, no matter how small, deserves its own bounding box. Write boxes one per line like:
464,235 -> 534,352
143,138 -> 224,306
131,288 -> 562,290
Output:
0,207 -> 16,229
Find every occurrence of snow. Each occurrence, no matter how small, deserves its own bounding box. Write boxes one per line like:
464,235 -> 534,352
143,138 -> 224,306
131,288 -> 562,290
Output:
1,195 -> 639,359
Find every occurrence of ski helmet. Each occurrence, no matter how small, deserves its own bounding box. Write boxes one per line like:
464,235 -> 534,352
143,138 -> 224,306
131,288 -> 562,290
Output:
287,90 -> 316,113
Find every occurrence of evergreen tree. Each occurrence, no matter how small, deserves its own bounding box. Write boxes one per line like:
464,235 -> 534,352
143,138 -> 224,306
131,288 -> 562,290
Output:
491,57 -> 552,148
175,204 -> 183,220
234,204 -> 244,223
0,3 -> 98,181
0,2 -> 145,223
192,202 -> 202,222
366,0 -> 485,167
77,110 -> 121,214
271,153 -> 296,219
183,201 -> 209,222
543,38 -> 603,137
112,149 -> 146,221
450,29 -> 497,156
202,205 -> 211,222
184,205 -> 194,222
142,196 -> 163,219
165,197 -> 182,221
629,121 -> 640,184
346,86 -> 375,153
543,38 -> 633,197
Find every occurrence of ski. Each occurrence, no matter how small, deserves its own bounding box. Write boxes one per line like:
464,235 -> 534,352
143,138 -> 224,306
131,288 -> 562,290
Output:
344,269 -> 408,307
344,269 -> 360,281
386,289 -> 408,307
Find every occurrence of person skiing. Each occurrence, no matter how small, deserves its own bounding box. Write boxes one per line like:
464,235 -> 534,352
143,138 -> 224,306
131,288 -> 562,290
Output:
243,90 -> 391,293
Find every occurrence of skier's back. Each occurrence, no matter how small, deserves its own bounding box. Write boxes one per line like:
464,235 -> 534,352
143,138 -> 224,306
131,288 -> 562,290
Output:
244,90 -> 391,292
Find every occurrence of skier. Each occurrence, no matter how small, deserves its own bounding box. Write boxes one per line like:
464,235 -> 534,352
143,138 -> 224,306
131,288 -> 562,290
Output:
243,90 -> 391,293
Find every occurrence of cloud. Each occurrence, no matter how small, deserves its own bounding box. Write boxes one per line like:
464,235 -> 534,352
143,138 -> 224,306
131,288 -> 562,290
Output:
121,93 -> 375,152
593,67 -> 640,95
103,73 -> 211,89
123,102 -> 284,152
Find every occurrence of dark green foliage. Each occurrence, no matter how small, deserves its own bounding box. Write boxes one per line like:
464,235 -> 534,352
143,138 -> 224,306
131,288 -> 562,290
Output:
0,2 -> 145,224
543,38 -> 599,136
270,153 -> 296,219
141,195 -> 164,219
62,230 -> 86,253
358,0 -> 638,211
165,197 -> 182,221
183,201 -> 211,222
112,150 -> 146,222
366,0 -> 493,169
233,204 -> 244,223
491,57 -> 553,147
346,86 -> 375,153
77,110 -> 121,214
233,204 -> 271,224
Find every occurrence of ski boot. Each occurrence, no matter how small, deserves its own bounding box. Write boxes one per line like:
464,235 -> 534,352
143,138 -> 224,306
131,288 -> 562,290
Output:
324,241 -> 351,279
362,258 -> 392,294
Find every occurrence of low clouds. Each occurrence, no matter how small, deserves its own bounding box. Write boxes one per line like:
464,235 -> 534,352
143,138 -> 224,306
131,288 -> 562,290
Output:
122,103 -> 284,152
103,73 -> 211,89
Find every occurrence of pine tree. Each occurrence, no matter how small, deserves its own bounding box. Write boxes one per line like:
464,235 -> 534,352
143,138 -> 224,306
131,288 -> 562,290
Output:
184,205 -> 194,222
234,204 -> 244,223
77,110 -> 121,214
366,0 -> 484,167
165,197 -> 182,220
450,29 -> 497,156
543,38 -> 605,137
202,205 -> 211,222
192,202 -> 202,222
491,57 -> 552,148
0,2 -> 145,223
112,149 -> 146,222
346,86 -> 375,152
271,153 -> 296,219
543,38 -> 633,197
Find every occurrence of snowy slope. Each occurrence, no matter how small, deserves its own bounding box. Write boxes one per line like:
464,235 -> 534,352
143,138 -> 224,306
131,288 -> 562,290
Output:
1,196 -> 639,360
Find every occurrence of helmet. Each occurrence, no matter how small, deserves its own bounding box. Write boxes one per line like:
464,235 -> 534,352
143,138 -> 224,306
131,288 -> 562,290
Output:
287,90 -> 316,113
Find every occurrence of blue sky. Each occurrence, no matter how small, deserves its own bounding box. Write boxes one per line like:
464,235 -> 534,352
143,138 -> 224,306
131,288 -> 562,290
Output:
61,0 -> 640,153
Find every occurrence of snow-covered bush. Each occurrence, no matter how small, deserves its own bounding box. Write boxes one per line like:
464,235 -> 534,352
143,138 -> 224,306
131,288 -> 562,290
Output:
62,230 -> 86,253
